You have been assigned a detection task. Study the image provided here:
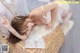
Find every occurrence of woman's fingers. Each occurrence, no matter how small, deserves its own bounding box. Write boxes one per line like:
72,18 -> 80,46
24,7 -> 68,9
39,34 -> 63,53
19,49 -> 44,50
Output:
0,16 -> 8,23
1,18 -> 7,24
0,16 -> 11,28
45,24 -> 52,30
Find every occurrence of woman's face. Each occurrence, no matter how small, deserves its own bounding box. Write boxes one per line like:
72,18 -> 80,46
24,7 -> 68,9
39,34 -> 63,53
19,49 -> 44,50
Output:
12,16 -> 34,35
25,18 -> 34,30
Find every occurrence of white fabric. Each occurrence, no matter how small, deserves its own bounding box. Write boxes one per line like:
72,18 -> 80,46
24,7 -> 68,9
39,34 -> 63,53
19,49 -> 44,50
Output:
0,1 -> 6,17
0,0 -> 71,48
25,1 -> 70,48
25,22 -> 59,48
63,20 -> 74,35
55,1 -> 70,23
25,38 -> 45,48
25,6 -> 59,48
0,1 -> 13,37
4,0 -> 11,4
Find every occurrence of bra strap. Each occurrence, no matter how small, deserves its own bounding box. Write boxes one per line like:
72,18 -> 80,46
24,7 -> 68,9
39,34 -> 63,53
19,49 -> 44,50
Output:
41,6 -> 45,16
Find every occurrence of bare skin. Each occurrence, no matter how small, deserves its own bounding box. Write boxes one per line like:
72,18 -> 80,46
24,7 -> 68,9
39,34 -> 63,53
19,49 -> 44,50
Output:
0,3 -> 57,40
0,1 -> 71,40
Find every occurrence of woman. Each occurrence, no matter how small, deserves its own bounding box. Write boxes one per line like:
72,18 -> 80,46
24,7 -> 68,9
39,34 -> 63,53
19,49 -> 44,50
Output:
0,1 -> 71,45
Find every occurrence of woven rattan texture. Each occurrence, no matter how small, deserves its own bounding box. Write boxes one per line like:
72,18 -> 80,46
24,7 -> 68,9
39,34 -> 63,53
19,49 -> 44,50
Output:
0,26 -> 64,53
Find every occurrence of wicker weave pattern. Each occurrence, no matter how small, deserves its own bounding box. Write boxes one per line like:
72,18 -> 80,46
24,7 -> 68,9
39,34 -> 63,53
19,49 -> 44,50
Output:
0,26 -> 64,53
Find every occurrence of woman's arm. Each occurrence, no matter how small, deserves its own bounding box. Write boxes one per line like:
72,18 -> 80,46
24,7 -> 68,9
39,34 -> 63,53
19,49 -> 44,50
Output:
8,26 -> 27,40
0,17 -> 27,40
45,7 -> 58,30
50,6 -> 58,25
30,2 -> 58,17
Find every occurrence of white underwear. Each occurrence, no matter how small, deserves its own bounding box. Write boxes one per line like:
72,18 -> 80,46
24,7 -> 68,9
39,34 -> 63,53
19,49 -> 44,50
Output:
24,22 -> 59,48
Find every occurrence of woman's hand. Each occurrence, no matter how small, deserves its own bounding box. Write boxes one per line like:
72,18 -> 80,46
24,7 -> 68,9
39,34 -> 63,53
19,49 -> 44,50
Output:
26,22 -> 34,35
21,34 -> 28,40
0,16 -> 11,29
45,23 -> 53,30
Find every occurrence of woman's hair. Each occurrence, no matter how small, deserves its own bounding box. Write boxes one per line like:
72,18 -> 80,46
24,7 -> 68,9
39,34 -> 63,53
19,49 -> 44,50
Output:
8,16 -> 28,44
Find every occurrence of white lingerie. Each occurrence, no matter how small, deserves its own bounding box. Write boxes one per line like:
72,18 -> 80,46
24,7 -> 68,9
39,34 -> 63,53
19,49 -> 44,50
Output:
0,1 -> 69,49
25,1 -> 70,48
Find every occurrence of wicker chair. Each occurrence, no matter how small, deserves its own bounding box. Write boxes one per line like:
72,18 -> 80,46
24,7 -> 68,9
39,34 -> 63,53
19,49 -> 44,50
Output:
0,25 -> 64,53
